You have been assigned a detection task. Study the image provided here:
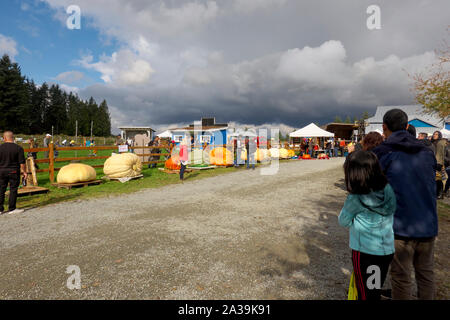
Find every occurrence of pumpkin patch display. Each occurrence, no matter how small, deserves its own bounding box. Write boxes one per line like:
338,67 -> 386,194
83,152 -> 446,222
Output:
240,149 -> 247,161
287,149 -> 295,158
269,148 -> 279,158
209,147 -> 234,166
165,154 -> 181,170
103,153 -> 142,179
57,163 -> 97,184
254,148 -> 270,162
278,148 -> 290,159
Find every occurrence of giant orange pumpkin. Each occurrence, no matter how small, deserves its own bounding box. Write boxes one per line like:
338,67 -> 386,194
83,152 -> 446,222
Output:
209,147 -> 234,166
165,155 -> 181,170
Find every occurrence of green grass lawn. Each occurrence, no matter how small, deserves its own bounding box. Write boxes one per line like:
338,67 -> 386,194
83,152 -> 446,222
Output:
10,154 -> 240,210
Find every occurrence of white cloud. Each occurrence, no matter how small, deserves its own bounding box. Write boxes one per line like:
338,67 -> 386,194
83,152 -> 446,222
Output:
43,0 -> 220,41
0,34 -> 18,59
55,70 -> 85,84
59,83 -> 79,94
78,45 -> 155,86
233,0 -> 287,13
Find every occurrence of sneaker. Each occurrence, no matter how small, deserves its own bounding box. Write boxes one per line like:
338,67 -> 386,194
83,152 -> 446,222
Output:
8,209 -> 24,215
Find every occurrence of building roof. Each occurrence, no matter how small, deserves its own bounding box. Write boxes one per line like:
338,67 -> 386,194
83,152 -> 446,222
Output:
367,105 -> 443,127
326,123 -> 359,130
171,126 -> 228,132
118,126 -> 156,131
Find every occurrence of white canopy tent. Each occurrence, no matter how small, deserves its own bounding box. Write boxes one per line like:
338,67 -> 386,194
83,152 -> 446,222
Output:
157,130 -> 172,138
289,123 -> 334,138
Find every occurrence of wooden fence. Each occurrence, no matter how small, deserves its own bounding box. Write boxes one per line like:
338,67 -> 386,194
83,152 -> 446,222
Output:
23,144 -> 172,183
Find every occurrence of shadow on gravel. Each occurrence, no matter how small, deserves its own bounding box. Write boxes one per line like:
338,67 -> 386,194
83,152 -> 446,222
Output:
20,193 -> 80,209
258,195 -> 352,299
334,178 -> 346,191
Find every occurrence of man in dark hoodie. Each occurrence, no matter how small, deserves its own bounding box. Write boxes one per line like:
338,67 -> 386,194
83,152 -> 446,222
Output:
373,109 -> 438,300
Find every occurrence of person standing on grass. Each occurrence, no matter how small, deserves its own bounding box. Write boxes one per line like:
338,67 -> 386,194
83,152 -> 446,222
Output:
0,131 -> 27,215
444,140 -> 450,198
151,136 -> 161,168
338,150 -> 396,300
431,131 -> 447,199
179,137 -> 189,181
373,109 -> 438,300
246,136 -> 256,170
43,133 -> 51,159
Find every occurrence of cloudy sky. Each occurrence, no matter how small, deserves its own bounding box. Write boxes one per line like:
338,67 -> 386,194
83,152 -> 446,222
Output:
0,0 -> 449,134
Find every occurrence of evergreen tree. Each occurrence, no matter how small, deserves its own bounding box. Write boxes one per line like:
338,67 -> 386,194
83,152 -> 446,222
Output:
0,54 -> 30,132
0,53 -> 113,136
334,116 -> 343,123
97,100 -> 111,136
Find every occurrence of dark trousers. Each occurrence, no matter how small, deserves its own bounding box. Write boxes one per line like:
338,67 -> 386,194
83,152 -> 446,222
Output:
0,169 -> 20,211
352,250 -> 394,300
180,163 -> 186,180
391,238 -> 435,300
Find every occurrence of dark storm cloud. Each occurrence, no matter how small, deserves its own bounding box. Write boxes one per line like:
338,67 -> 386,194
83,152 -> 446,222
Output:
45,0 -> 449,131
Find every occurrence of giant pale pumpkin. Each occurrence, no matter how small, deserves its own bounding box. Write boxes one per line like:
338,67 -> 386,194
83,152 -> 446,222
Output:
57,163 -> 97,184
279,148 -> 290,159
165,154 -> 181,170
269,148 -> 279,158
288,149 -> 295,158
254,148 -> 270,162
103,153 -> 142,178
240,149 -> 247,161
209,147 -> 234,166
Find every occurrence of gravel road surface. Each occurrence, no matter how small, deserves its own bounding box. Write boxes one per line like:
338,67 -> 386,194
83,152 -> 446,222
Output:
0,158 -> 352,299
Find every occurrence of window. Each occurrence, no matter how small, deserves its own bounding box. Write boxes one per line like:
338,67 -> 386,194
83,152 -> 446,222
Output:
199,135 -> 211,143
174,135 -> 183,142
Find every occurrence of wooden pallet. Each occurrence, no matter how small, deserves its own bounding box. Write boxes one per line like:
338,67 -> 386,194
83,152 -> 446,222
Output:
105,174 -> 144,182
6,186 -> 50,197
187,165 -> 217,170
158,168 -> 193,174
51,179 -> 103,190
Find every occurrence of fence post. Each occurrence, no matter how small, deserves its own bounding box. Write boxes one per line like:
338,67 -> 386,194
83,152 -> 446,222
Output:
49,143 -> 55,183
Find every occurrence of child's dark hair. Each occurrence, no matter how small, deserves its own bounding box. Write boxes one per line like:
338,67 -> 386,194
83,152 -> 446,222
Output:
344,150 -> 388,194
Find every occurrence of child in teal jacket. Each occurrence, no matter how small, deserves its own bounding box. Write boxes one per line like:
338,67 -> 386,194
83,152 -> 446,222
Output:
338,150 -> 396,300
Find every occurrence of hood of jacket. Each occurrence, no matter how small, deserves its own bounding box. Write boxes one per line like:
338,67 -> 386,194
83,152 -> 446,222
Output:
358,184 -> 396,216
374,130 -> 432,159
344,184 -> 396,217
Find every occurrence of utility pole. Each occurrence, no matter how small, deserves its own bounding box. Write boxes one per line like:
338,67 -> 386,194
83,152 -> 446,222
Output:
90,121 -> 93,141
75,120 -> 78,158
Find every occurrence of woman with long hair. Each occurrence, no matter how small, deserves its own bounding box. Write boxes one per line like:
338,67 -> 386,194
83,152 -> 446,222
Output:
431,131 -> 447,199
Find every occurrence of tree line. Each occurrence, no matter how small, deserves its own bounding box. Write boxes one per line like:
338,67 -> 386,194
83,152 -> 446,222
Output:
0,54 -> 112,136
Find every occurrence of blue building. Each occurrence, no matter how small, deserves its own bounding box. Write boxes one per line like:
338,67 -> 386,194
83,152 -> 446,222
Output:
366,105 -> 447,136
171,117 -> 230,147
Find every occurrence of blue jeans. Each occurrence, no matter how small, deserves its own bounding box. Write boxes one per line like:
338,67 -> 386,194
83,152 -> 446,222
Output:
247,152 -> 255,169
234,148 -> 243,166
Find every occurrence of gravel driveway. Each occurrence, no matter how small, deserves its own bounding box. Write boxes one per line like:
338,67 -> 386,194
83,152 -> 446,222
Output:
0,158 -> 351,299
